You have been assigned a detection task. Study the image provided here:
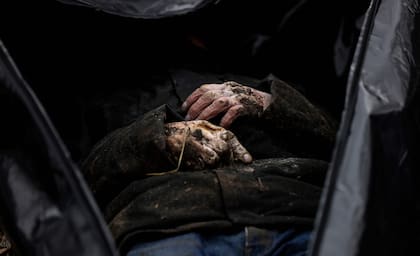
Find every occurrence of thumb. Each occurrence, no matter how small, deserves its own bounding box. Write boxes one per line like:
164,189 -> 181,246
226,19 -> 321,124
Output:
227,132 -> 253,163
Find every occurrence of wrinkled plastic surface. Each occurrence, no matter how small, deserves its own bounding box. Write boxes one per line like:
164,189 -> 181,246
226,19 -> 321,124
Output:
309,0 -> 420,255
0,0 -> 418,255
0,41 -> 119,256
56,0 -> 217,18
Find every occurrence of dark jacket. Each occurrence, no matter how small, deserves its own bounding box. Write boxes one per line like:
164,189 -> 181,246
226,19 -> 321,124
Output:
82,71 -> 336,252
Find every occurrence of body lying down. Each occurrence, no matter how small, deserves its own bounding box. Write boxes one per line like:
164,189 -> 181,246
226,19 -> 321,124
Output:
82,76 -> 336,253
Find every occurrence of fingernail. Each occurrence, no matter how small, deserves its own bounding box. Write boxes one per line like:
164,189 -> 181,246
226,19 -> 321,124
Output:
243,153 -> 252,163
181,102 -> 187,110
185,114 -> 191,121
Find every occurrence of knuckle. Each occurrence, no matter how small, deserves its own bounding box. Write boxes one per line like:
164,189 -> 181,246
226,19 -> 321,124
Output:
234,105 -> 244,114
199,120 -> 211,126
217,97 -> 230,106
229,108 -> 238,116
202,91 -> 215,100
229,96 -> 240,104
205,105 -> 218,113
225,130 -> 234,139
227,108 -> 238,117
220,132 -> 229,140
200,84 -> 213,90
190,90 -> 201,98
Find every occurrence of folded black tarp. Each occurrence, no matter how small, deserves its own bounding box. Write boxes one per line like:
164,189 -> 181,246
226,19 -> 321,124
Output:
0,0 -> 418,255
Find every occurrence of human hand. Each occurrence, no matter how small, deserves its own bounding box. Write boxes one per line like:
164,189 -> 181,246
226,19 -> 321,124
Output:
165,120 -> 252,170
182,81 -> 272,128
0,231 -> 11,255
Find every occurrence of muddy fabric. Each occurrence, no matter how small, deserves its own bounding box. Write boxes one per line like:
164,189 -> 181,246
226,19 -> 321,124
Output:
82,73 -> 336,252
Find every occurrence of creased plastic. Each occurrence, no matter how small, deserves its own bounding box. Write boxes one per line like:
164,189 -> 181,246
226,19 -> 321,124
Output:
0,41 -> 119,256
309,0 -> 420,255
56,0 -> 217,19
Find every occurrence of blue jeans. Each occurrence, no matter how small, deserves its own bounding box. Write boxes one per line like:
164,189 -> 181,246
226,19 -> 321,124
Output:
126,227 -> 311,256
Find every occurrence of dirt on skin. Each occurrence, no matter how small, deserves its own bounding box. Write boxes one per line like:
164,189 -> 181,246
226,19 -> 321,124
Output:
224,81 -> 264,117
164,121 -> 244,171
238,97 -> 263,116
0,230 -> 11,256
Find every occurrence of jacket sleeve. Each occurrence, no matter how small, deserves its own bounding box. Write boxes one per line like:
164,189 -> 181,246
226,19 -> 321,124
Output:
81,105 -> 176,208
260,78 -> 337,160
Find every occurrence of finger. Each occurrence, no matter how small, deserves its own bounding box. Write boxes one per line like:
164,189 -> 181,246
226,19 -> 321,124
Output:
228,135 -> 253,163
165,122 -> 188,136
197,126 -> 230,153
220,104 -> 244,128
186,90 -> 221,120
196,120 -> 224,131
196,96 -> 231,121
188,139 -> 220,166
184,120 -> 225,134
0,248 -> 10,254
182,83 -> 224,111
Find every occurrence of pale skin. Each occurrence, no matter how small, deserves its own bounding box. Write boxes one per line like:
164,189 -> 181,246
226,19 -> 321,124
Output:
0,248 -> 9,255
0,233 -> 10,255
165,82 -> 272,169
182,81 -> 272,128
165,120 -> 252,170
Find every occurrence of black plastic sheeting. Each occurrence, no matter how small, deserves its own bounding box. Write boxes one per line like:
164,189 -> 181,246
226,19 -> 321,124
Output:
56,0 -> 217,19
309,0 -> 420,255
0,0 -> 418,255
0,42 -> 119,255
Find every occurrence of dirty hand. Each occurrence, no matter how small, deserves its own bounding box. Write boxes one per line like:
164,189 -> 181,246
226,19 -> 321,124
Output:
0,231 -> 11,255
165,120 -> 252,170
182,81 -> 272,128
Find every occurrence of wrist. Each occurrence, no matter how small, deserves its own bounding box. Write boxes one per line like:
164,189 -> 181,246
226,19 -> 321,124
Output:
258,91 -> 272,111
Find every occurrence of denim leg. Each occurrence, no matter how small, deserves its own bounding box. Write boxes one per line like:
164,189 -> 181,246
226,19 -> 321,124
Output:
269,229 -> 311,256
126,232 -> 205,256
244,227 -> 310,256
126,231 -> 245,256
126,228 -> 310,256
201,231 -> 244,256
